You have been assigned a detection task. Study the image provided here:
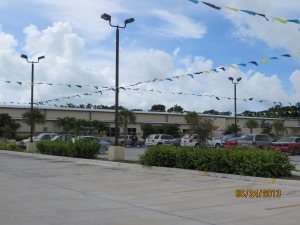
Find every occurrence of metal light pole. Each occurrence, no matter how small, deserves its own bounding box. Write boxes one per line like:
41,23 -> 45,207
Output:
228,77 -> 242,135
101,13 -> 134,146
21,54 -> 45,142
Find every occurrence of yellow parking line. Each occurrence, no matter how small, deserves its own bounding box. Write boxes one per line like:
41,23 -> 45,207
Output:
265,204 -> 300,210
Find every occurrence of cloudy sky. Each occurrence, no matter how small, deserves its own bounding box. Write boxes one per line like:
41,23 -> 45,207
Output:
0,0 -> 299,113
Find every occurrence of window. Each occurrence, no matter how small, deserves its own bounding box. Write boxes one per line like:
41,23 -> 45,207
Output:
127,128 -> 136,135
256,135 -> 267,141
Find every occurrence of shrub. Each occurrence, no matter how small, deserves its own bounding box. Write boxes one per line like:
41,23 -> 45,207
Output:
139,146 -> 296,178
37,140 -> 99,159
0,141 -> 20,151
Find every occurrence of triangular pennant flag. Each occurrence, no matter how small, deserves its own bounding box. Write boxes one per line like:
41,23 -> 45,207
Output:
223,6 -> 239,12
273,17 -> 287,23
201,1 -> 221,10
240,10 -> 256,16
249,61 -> 258,66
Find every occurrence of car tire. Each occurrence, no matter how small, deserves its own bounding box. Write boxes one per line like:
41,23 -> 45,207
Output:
99,146 -> 107,154
292,147 -> 299,156
215,144 -> 221,148
157,142 -> 163,146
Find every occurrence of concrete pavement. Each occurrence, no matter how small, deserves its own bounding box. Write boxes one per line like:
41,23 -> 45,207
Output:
0,150 -> 299,225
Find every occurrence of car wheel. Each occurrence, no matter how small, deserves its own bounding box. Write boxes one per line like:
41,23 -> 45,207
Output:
99,146 -> 107,154
292,147 -> 299,156
215,144 -> 221,148
157,142 -> 163,146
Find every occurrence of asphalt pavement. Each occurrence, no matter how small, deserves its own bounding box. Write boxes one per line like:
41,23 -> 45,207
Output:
0,150 -> 299,225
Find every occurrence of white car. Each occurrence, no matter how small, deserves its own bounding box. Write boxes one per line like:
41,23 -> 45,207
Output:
206,137 -> 222,148
145,134 -> 174,146
180,134 -> 199,147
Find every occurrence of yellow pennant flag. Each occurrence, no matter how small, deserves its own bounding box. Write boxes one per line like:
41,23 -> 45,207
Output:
273,17 -> 287,23
259,58 -> 269,63
223,6 -> 239,12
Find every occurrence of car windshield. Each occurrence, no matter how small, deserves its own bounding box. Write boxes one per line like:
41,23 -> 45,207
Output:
277,137 -> 294,142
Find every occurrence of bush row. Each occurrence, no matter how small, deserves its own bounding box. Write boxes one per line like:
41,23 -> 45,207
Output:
36,140 -> 100,159
0,141 -> 20,151
139,146 -> 296,178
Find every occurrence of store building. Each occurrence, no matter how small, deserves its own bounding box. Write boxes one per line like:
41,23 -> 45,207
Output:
1,105 -> 300,138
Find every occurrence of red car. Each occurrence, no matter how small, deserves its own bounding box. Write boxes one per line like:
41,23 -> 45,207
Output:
223,138 -> 239,148
270,136 -> 300,155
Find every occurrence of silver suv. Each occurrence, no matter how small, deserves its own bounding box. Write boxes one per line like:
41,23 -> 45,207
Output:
237,134 -> 274,149
145,134 -> 174,146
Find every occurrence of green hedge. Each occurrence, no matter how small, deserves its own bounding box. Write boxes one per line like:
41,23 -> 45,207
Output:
36,140 -> 100,159
0,141 -> 20,151
139,146 -> 296,178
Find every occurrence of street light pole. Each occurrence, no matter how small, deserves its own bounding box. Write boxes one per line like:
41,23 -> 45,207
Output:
228,77 -> 242,135
21,54 -> 45,142
101,13 -> 134,146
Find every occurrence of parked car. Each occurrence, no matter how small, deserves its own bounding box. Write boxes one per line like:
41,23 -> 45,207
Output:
206,137 -> 222,148
170,138 -> 181,147
72,136 -> 111,154
51,134 -> 75,142
270,136 -> 300,155
145,134 -> 174,146
19,133 -> 58,149
223,134 -> 274,149
220,133 -> 243,147
180,134 -> 199,147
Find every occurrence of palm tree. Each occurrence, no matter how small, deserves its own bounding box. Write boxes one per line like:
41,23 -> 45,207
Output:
272,120 -> 286,137
246,118 -> 258,133
119,109 -> 136,145
22,108 -> 45,136
91,120 -> 109,136
55,117 -> 77,134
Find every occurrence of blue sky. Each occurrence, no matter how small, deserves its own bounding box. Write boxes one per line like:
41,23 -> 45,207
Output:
0,0 -> 299,113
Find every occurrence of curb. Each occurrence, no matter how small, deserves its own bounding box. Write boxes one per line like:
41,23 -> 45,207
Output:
1,150 -> 300,187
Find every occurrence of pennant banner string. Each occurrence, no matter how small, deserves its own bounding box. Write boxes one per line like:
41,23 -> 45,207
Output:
188,0 -> 300,25
11,84 -> 296,111
1,51 -> 299,91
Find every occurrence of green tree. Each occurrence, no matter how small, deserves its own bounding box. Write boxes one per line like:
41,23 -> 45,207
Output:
184,112 -> 215,145
194,117 -> 216,145
167,104 -> 184,113
272,120 -> 286,137
91,120 -> 109,135
141,124 -> 158,139
0,113 -> 21,139
184,111 -> 199,133
119,109 -> 136,145
245,118 -> 258,133
261,120 -> 273,135
150,104 -> 166,112
22,108 -> 45,136
162,124 -> 181,137
55,116 -> 77,133
224,124 -> 241,135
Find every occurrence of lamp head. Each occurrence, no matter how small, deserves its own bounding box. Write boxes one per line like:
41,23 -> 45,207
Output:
237,77 -> 242,82
228,77 -> 233,81
101,13 -> 111,22
21,54 -> 28,60
124,18 -> 135,25
38,56 -> 45,61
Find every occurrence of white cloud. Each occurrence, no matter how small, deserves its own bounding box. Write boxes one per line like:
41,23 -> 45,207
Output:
224,0 -> 300,51
150,9 -> 206,39
0,0 -> 299,113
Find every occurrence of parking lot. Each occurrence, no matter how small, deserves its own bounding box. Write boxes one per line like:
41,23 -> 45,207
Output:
0,150 -> 299,225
